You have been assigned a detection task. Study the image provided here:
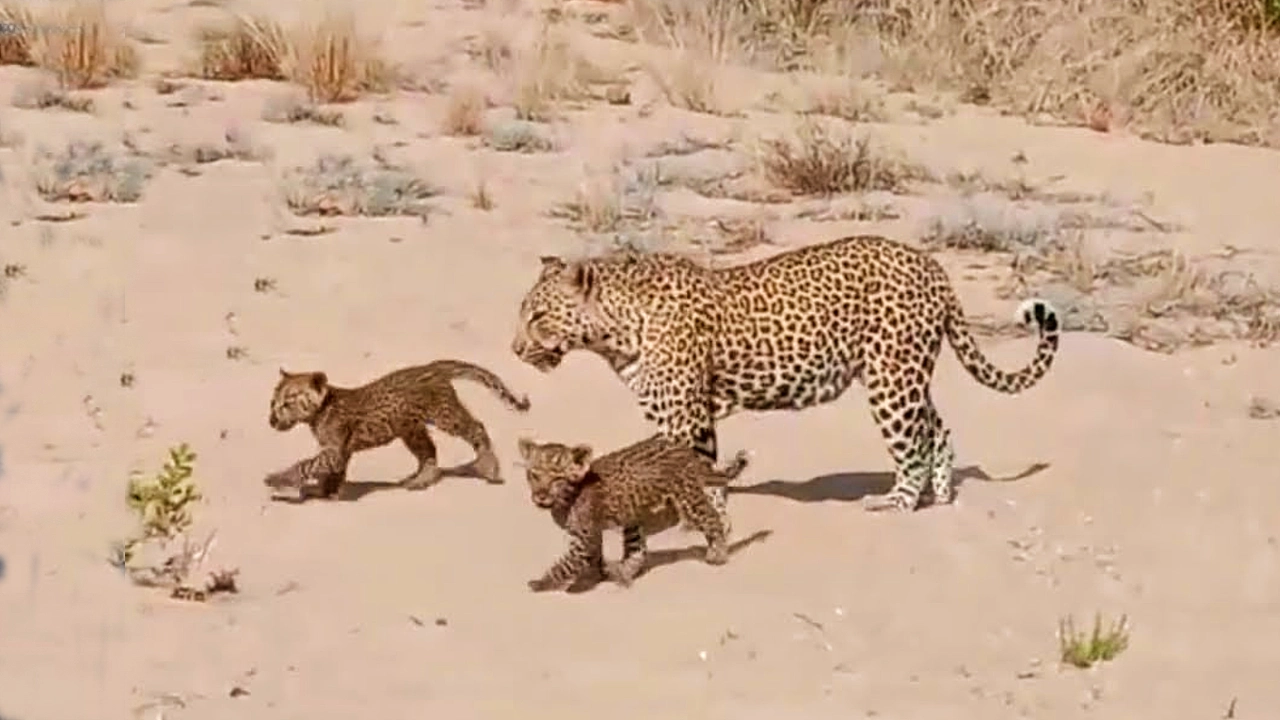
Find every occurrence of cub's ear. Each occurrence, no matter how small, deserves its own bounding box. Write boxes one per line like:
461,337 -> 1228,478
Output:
517,437 -> 537,461
538,256 -> 566,276
568,443 -> 593,468
309,372 -> 329,392
278,366 -> 289,378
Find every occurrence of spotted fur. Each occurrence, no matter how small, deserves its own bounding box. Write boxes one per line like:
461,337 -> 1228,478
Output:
265,360 -> 530,500
510,235 -> 1059,512
520,434 -> 749,592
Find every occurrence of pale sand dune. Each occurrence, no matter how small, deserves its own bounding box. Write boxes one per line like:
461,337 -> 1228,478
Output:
2,0 -> 1280,718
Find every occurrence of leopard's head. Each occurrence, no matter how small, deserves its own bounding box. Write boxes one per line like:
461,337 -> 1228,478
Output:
517,437 -> 594,509
510,255 -> 637,373
269,368 -> 329,431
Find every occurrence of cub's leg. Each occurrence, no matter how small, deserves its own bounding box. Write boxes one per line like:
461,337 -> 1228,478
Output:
606,526 -> 648,586
265,446 -> 351,500
660,399 -> 732,539
431,399 -> 503,484
529,528 -> 604,592
671,482 -> 729,565
399,423 -> 443,490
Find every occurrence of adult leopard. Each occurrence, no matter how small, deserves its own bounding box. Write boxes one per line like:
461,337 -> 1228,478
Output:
510,234 -> 1060,515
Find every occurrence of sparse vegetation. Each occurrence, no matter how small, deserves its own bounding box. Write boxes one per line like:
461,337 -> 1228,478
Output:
759,119 -> 926,196
195,12 -> 396,103
628,0 -> 1280,148
32,141 -> 150,203
0,1 -> 139,88
280,153 -> 439,218
109,444 -> 239,602
1058,613 -> 1130,669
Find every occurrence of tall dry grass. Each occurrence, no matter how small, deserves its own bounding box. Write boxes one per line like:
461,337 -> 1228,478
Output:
196,12 -> 395,102
628,0 -> 1280,147
0,2 -> 138,88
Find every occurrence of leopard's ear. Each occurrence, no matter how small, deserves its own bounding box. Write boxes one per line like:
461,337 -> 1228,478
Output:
566,262 -> 598,303
568,443 -> 594,470
538,256 -> 566,276
517,437 -> 537,461
309,372 -> 329,393
278,366 -> 289,378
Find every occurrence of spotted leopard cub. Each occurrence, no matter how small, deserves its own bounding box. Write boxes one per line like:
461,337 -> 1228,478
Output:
264,360 -> 530,500
519,435 -> 749,592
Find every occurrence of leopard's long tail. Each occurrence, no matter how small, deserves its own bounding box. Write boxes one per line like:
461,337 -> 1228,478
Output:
943,293 -> 1060,394
705,450 -> 751,486
432,360 -> 531,412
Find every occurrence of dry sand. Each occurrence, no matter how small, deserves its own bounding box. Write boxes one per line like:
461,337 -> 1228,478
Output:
2,0 -> 1280,718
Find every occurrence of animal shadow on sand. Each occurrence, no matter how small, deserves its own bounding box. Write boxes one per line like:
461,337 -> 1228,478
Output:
271,462 -> 497,504
565,529 -> 774,594
729,463 -> 1050,504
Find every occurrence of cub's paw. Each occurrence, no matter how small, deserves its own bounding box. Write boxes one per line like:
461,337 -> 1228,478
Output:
527,577 -> 561,593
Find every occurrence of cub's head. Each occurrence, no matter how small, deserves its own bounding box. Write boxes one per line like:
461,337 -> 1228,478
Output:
517,437 -> 594,509
269,368 -> 329,431
511,255 -> 624,373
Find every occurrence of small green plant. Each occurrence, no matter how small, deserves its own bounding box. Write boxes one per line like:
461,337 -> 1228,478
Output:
109,444 -> 237,600
1059,613 -> 1130,668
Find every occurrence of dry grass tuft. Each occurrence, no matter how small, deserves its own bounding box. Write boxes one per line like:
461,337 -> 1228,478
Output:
759,119 -> 927,196
442,85 -> 488,136
196,14 -> 289,81
511,25 -> 608,121
195,12 -> 395,103
1,2 -> 139,88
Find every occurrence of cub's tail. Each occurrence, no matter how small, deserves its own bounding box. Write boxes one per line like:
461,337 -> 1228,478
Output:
706,450 -> 751,486
433,360 -> 531,412
944,294 -> 1061,395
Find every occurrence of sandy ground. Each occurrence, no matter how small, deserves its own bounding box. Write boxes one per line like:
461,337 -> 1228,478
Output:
2,0 -> 1280,718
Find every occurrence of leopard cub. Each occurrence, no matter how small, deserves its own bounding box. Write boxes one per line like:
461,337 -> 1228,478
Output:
265,360 -> 530,501
519,434 -> 749,592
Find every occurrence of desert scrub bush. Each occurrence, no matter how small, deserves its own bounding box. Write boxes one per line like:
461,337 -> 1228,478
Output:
261,92 -> 344,126
484,120 -> 555,153
1058,613 -> 1129,669
10,78 -> 94,112
32,140 -> 150,202
0,1 -> 139,88
196,12 -> 395,103
759,119 -> 926,196
281,153 -> 439,217
108,444 -> 239,601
